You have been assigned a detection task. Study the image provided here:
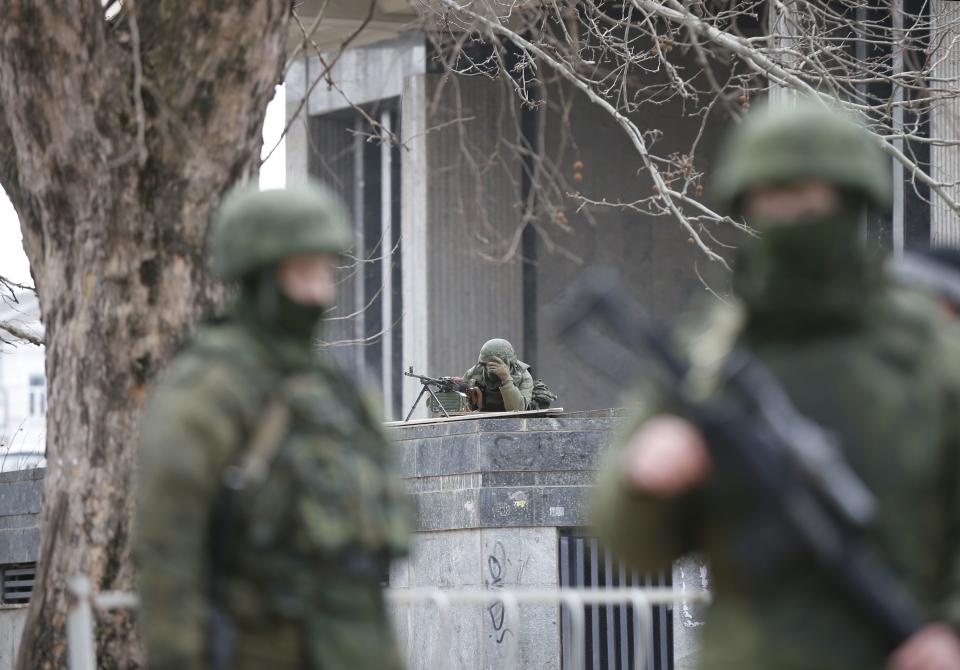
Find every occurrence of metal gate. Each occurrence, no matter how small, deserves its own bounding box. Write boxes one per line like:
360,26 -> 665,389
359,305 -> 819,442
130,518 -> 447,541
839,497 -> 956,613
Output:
560,533 -> 673,670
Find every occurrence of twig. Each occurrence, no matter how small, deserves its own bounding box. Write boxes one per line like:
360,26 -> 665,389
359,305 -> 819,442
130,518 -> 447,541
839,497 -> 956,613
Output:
261,0 -> 379,167
0,321 -> 42,346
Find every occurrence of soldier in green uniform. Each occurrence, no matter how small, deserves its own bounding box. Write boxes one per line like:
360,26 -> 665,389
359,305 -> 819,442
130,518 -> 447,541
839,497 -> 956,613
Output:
135,183 -> 412,670
461,338 -> 555,412
592,102 -> 960,670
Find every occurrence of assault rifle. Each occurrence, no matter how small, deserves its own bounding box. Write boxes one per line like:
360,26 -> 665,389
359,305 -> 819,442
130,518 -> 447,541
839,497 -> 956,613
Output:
402,367 -> 468,421
555,269 -> 924,650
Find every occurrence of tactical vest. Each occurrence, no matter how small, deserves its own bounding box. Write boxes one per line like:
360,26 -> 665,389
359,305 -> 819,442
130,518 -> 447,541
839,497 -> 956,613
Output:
191,326 -> 412,647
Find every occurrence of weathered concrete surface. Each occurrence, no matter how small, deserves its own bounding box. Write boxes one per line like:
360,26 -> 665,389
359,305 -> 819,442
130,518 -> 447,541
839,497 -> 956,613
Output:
0,469 -> 42,565
388,415 -> 703,670
391,527 -> 560,670
0,607 -> 27,670
672,555 -> 709,670
389,415 -> 619,534
387,416 -> 609,669
0,468 -> 43,669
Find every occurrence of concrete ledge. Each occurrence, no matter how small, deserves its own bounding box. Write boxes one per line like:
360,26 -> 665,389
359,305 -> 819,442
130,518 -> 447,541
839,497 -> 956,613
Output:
0,468 -> 43,565
392,415 -> 621,532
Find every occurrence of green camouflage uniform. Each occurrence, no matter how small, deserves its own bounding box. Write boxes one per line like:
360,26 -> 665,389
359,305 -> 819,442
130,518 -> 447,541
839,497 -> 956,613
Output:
135,184 -> 412,670
593,102 -> 960,670
463,338 -> 536,411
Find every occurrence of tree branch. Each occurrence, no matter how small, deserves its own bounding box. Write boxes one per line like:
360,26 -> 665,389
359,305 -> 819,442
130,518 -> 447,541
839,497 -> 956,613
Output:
635,0 -> 960,214
436,0 -> 732,268
0,320 -> 42,346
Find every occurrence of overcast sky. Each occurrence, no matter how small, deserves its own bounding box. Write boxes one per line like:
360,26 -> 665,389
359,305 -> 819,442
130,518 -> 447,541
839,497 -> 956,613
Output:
0,85 -> 287,286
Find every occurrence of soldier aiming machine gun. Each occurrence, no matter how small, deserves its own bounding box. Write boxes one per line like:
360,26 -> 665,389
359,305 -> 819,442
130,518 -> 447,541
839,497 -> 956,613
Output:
402,367 -> 469,421
555,269 -> 924,651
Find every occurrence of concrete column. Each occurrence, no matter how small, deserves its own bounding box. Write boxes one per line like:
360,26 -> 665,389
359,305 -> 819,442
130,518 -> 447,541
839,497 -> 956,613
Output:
931,1 -> 960,247
767,1 -> 800,109
352,117 -> 367,373
401,74 -> 431,419
672,555 -> 709,670
284,56 -> 310,186
381,110 -> 396,419
891,0 -> 906,256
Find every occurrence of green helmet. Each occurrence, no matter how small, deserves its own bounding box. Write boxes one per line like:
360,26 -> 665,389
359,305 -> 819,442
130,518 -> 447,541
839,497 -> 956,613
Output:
479,338 -> 517,366
209,181 -> 353,280
712,99 -> 891,214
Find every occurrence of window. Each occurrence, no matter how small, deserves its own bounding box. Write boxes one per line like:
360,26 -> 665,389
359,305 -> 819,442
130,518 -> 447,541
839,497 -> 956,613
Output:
308,100 -> 403,419
28,375 -> 45,418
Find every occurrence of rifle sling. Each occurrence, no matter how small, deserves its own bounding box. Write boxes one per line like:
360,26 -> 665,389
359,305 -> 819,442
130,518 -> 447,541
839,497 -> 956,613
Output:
223,399 -> 292,491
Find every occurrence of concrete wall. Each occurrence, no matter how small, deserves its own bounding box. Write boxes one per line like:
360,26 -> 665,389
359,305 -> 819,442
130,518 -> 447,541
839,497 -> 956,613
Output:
386,415 -> 612,669
391,527 -> 561,670
0,468 -> 43,670
0,468 -> 42,565
0,608 -> 26,670
386,416 -> 705,670
389,416 -> 611,532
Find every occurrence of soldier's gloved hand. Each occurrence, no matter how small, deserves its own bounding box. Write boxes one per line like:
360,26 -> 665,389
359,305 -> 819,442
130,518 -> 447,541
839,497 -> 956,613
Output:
889,624 -> 960,670
483,356 -> 512,383
623,414 -> 712,498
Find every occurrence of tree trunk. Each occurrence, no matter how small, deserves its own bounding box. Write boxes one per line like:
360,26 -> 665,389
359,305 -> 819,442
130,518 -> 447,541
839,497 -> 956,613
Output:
0,3 -> 291,667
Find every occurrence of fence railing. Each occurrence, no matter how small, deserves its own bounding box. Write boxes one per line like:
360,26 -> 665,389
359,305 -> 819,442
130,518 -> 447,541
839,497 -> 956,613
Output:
66,576 -> 139,670
66,576 -> 710,670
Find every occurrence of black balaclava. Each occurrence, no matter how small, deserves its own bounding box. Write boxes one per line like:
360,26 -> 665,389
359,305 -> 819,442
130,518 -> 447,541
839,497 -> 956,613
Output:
236,270 -> 328,362
733,196 -> 884,339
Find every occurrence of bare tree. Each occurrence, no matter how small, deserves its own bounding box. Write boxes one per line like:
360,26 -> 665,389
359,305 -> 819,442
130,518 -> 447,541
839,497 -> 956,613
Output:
0,274 -> 41,346
0,0 -> 955,664
379,0 -> 960,266
0,3 -> 290,667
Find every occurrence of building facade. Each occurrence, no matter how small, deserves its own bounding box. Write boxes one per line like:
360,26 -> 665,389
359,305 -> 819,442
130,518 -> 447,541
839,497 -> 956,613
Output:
0,292 -> 45,470
286,2 -> 960,421
286,34 -> 733,420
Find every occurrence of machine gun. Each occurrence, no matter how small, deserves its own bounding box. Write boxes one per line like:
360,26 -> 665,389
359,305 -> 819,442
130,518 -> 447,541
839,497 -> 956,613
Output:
555,269 -> 924,650
402,367 -> 468,421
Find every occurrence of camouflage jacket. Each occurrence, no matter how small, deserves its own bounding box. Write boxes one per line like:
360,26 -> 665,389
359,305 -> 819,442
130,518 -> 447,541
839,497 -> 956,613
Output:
593,290 -> 960,670
462,361 -> 535,411
135,315 -> 412,670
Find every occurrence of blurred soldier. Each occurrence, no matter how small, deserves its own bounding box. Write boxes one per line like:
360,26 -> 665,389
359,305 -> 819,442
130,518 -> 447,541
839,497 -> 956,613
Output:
135,183 -> 412,670
593,102 -> 960,670
461,338 -> 556,412
890,247 -> 960,319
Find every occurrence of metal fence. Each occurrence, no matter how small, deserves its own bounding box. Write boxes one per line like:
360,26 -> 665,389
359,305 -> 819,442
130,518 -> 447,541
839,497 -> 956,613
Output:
559,534 -> 674,669
66,577 -> 709,670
